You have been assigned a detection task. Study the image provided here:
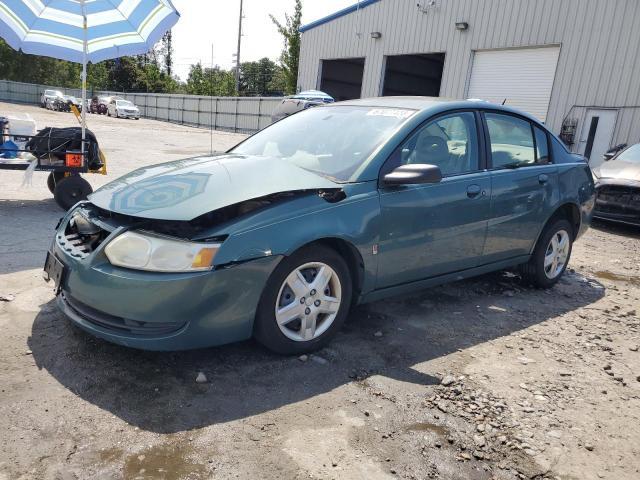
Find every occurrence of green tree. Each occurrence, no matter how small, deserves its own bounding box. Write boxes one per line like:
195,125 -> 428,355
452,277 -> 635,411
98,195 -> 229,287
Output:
239,57 -> 283,96
270,0 -> 302,95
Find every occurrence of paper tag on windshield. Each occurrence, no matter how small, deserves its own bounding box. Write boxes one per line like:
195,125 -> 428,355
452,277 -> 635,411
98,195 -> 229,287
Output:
367,109 -> 414,119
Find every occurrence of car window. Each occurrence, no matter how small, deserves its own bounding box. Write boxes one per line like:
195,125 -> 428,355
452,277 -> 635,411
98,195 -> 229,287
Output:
534,126 -> 550,164
398,111 -> 479,176
615,143 -> 640,163
486,113 -> 536,168
232,106 -> 415,182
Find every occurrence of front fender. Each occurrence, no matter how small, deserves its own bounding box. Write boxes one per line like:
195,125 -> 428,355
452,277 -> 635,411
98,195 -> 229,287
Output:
213,187 -> 382,295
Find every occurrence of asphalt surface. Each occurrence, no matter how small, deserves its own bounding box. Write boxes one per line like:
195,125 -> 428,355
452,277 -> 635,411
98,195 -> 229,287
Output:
1,102 -> 639,480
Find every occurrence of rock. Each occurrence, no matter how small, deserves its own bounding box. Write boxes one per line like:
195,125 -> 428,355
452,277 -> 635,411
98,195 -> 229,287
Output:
311,355 -> 328,365
518,357 -> 535,365
441,375 -> 456,386
473,435 -> 486,447
459,452 -> 472,460
437,402 -> 448,413
374,331 -> 383,337
25,350 -> 32,355
603,364 -> 612,371
558,371 -> 572,377
630,345 -> 639,352
298,354 -> 308,362
476,424 -> 485,433
546,430 -> 562,439
585,444 -> 594,451
0,294 -> 15,302
472,450 -> 485,459
195,372 -> 208,383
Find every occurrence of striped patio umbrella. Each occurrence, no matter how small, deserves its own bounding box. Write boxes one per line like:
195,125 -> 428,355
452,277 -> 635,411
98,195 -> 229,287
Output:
0,0 -> 180,150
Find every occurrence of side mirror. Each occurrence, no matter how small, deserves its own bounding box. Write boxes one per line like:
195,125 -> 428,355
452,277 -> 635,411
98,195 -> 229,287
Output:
383,164 -> 443,186
603,151 -> 616,162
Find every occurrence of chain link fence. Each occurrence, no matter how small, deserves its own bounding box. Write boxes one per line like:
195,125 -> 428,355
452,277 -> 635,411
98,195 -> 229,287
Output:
0,79 -> 282,134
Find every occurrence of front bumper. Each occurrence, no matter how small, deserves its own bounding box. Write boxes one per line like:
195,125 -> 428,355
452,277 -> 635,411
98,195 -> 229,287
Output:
51,209 -> 282,350
593,179 -> 640,226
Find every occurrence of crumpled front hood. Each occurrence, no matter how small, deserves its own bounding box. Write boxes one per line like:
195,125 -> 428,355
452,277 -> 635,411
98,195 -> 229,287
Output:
89,154 -> 340,221
594,160 -> 640,182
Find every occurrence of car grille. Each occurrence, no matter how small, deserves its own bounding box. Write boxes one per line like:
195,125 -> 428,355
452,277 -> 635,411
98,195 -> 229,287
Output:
594,185 -> 640,219
62,292 -> 186,337
57,210 -> 110,260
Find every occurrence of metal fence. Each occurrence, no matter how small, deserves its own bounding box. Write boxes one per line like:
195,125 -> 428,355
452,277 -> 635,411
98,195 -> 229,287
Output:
0,79 -> 283,134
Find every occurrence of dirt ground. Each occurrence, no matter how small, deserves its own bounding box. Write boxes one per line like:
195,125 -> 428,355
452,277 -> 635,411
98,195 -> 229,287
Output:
1,102 -> 639,480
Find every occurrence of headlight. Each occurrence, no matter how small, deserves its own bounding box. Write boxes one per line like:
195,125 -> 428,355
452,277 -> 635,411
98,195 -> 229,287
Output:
105,231 -> 221,272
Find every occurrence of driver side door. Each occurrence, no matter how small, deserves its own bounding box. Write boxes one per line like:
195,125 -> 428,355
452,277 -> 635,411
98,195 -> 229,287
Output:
376,110 -> 492,289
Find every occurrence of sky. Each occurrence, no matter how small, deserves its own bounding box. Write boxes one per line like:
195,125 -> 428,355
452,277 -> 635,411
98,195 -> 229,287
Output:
170,0 -> 354,81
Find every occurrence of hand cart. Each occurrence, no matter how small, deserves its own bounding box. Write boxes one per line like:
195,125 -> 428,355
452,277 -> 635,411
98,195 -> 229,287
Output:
0,108 -> 107,210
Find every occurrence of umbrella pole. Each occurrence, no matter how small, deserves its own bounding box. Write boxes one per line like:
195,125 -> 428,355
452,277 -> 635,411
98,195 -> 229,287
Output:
81,1 -> 87,156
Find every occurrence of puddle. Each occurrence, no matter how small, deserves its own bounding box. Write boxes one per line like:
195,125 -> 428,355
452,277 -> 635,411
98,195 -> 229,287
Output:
123,443 -> 206,480
405,422 -> 449,436
99,447 -> 123,463
594,271 -> 640,287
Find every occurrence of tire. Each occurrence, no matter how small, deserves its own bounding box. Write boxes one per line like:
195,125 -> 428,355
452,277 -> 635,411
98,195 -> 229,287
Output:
53,175 -> 93,211
254,245 -> 353,355
520,219 -> 573,288
46,172 -> 65,194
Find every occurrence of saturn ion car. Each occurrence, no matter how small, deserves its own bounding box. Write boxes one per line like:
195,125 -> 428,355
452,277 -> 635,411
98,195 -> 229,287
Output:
44,98 -> 595,354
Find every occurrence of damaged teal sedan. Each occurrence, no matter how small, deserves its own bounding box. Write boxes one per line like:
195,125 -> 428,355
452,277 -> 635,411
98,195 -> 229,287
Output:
44,98 -> 595,353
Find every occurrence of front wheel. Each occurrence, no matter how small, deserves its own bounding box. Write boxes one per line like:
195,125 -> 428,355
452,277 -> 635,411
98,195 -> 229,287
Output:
520,219 -> 573,288
254,245 -> 352,355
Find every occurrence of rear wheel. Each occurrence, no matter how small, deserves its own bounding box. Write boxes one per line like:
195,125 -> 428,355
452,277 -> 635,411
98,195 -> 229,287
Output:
53,175 -> 93,211
520,219 -> 573,288
46,172 -> 66,194
254,245 -> 352,355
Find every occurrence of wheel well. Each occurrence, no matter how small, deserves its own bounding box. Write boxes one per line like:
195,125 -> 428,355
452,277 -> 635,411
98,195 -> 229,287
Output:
547,203 -> 581,239
305,238 -> 365,299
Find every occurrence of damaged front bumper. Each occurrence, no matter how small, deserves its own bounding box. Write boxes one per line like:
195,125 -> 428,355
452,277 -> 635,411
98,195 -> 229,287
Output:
50,204 -> 282,350
593,179 -> 640,226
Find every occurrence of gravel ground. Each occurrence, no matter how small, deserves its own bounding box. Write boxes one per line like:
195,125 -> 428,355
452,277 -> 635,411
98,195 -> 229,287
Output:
1,102 -> 639,480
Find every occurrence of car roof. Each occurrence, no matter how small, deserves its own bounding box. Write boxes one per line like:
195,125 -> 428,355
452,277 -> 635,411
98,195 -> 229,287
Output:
330,96 -> 544,125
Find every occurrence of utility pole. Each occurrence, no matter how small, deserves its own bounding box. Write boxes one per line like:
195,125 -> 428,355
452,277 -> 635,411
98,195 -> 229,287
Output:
235,0 -> 244,95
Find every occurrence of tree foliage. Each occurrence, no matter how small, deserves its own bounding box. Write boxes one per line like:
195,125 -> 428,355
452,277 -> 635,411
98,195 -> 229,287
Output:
270,0 -> 302,95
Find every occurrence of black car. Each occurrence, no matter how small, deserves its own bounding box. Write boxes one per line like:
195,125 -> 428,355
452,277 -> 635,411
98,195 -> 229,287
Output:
592,143 -> 640,226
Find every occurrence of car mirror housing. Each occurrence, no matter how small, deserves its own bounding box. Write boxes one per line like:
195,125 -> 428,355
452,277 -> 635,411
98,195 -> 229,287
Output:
383,164 -> 443,186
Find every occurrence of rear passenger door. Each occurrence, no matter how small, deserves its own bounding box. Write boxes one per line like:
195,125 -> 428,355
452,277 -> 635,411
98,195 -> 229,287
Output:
482,111 -> 558,262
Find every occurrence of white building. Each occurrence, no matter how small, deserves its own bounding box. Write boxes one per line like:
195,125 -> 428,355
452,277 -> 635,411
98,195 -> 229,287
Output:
297,0 -> 640,166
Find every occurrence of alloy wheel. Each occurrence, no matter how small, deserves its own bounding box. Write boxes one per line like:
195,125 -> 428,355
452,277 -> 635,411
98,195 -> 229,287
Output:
544,229 -> 570,279
275,262 -> 342,342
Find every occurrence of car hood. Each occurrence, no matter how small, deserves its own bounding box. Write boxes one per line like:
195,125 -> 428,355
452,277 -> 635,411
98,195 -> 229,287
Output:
88,154 -> 340,221
594,160 -> 640,182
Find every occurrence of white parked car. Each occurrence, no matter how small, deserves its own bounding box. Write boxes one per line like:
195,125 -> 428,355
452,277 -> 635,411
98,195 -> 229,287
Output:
107,99 -> 140,119
41,89 -> 64,109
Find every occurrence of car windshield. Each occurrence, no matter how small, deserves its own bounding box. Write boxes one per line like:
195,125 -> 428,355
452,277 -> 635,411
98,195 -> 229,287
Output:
46,90 -> 63,96
616,144 -> 640,163
231,105 -> 415,182
117,100 -> 133,107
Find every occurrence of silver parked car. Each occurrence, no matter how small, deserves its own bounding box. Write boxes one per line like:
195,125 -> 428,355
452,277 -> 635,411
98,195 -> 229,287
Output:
271,90 -> 334,123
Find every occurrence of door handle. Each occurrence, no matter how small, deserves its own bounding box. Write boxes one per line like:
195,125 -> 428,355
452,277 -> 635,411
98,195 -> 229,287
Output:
538,174 -> 549,185
467,184 -> 482,198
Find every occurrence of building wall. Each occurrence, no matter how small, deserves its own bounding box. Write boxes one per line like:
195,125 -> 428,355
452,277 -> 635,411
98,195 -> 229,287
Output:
298,0 -> 640,150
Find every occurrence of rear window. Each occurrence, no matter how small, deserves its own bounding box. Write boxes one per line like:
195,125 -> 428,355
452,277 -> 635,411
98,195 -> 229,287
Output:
485,113 -> 536,168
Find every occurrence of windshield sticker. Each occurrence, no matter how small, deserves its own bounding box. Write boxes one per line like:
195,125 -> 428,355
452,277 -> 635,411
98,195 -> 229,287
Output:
367,109 -> 414,119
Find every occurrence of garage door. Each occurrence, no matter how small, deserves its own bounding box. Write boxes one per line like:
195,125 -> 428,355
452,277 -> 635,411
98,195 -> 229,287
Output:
467,46 -> 560,122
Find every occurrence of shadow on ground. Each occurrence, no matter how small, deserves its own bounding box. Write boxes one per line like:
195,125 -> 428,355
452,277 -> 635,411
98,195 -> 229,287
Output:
591,218 -> 640,239
0,198 -> 63,275
27,269 -> 605,434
